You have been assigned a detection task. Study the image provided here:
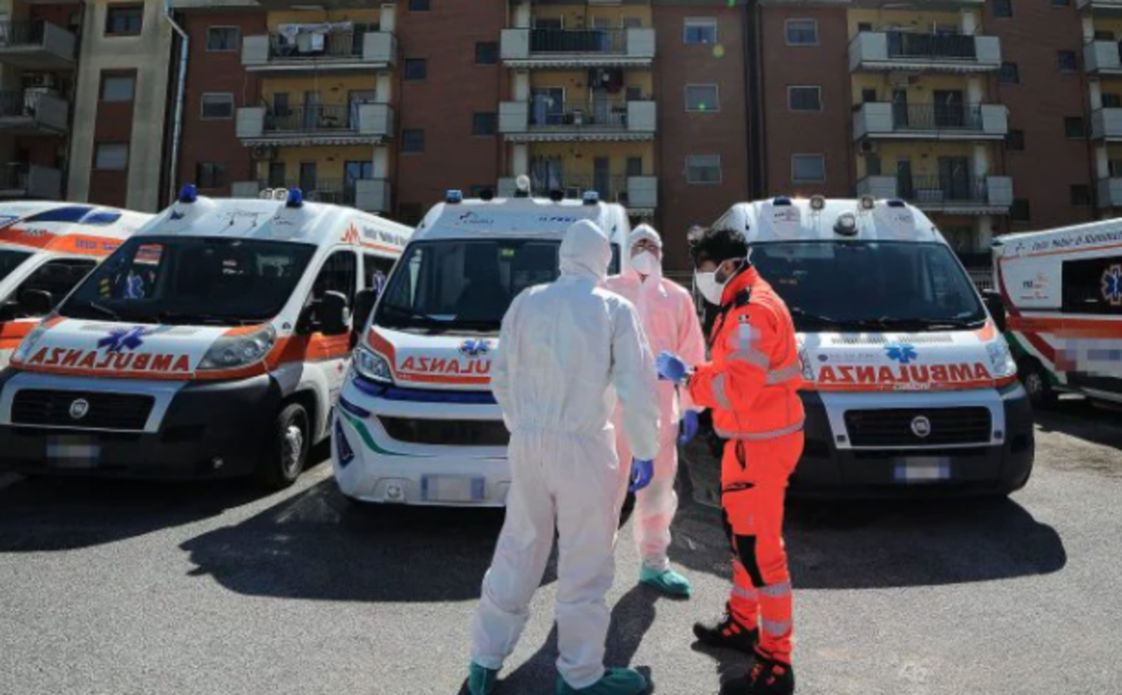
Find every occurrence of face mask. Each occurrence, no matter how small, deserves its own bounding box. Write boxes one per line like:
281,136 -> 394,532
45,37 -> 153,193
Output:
630,251 -> 659,276
695,260 -> 741,305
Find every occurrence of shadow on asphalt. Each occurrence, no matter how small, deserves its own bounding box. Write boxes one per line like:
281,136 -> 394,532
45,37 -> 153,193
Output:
1033,397 -> 1122,456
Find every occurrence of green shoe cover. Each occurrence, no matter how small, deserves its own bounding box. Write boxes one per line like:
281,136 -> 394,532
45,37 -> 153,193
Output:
640,566 -> 693,598
468,662 -> 499,695
555,668 -> 649,695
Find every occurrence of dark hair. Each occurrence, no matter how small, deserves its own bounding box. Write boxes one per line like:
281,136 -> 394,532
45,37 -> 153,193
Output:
688,225 -> 749,268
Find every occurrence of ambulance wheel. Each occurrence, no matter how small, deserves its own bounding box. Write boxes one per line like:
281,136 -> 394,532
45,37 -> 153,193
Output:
1020,359 -> 1058,410
255,403 -> 310,490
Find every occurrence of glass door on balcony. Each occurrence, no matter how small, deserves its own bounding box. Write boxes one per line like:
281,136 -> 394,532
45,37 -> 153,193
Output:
934,90 -> 965,128
299,162 -> 316,194
303,92 -> 319,130
593,158 -> 611,201
530,87 -> 564,126
939,157 -> 972,201
892,90 -> 909,129
345,161 -> 373,205
268,162 -> 286,188
896,159 -> 914,200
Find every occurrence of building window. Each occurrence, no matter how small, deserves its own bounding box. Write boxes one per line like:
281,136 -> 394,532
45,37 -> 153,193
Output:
201,93 -> 234,120
786,19 -> 818,46
196,162 -> 227,189
788,86 -> 822,112
792,154 -> 826,184
397,203 -> 424,225
993,0 -> 1013,18
1057,50 -> 1078,72
686,155 -> 721,184
206,26 -> 239,52
475,41 -> 498,65
105,5 -> 144,36
472,112 -> 497,136
1011,199 -> 1031,222
408,0 -> 430,10
1065,116 -> 1086,139
998,62 -> 1020,84
1071,184 -> 1092,206
685,84 -> 719,112
1103,93 -> 1122,108
683,18 -> 717,45
1006,129 -> 1025,151
99,72 -> 135,102
402,129 -> 425,154
94,143 -> 129,170
404,58 -> 427,81
1052,0 -> 1071,6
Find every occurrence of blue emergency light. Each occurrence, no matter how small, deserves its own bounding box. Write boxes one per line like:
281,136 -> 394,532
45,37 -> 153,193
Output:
773,196 -> 792,206
178,184 -> 198,203
582,190 -> 599,205
286,188 -> 304,208
446,190 -> 464,204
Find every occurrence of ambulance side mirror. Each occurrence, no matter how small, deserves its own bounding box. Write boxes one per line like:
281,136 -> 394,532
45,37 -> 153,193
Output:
353,288 -> 377,335
316,291 -> 350,336
982,289 -> 1006,333
18,289 -> 54,318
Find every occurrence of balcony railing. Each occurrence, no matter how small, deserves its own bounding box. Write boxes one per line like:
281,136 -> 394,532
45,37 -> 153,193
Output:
849,30 -> 1000,72
0,162 -> 62,198
0,89 -> 68,132
259,177 -> 358,205
264,104 -> 358,133
530,28 -> 625,55
500,99 -> 656,139
242,29 -> 396,70
267,28 -> 371,60
525,173 -> 628,200
1085,40 -> 1122,74
898,175 -> 988,205
0,19 -> 76,67
0,163 -> 29,189
0,20 -> 46,47
886,31 -> 977,60
502,27 -> 656,64
528,99 -> 628,128
891,103 -> 983,131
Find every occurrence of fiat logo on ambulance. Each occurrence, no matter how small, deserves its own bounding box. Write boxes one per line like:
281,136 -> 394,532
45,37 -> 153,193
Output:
910,416 -> 932,439
69,399 -> 90,420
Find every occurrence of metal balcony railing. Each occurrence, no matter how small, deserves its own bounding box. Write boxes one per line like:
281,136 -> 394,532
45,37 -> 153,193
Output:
0,90 -> 46,118
527,173 -> 629,201
886,31 -> 977,61
0,20 -> 46,47
268,28 -> 373,60
528,99 -> 628,128
263,104 -> 357,133
260,177 -> 369,205
891,103 -> 984,131
0,163 -> 28,189
897,175 -> 988,204
529,28 -> 625,54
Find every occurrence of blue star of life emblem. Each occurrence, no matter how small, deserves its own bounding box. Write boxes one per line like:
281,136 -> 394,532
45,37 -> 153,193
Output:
97,326 -> 149,353
885,343 -> 918,365
1102,264 -> 1122,307
459,339 -> 491,358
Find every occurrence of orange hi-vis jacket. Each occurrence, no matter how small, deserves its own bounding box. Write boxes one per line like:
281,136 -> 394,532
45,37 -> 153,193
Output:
688,266 -> 804,441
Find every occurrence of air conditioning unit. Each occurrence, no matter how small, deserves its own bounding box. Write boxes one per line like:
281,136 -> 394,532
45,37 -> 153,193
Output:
251,145 -> 277,161
859,140 -> 878,155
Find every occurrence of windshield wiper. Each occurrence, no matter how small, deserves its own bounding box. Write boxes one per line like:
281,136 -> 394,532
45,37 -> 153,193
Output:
157,311 -> 255,326
855,316 -> 986,331
83,300 -> 121,321
379,304 -> 451,327
789,307 -> 841,327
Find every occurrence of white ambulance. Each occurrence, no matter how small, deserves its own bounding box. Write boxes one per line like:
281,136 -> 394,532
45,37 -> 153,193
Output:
333,188 -> 632,505
0,187 -> 410,488
993,219 -> 1122,408
708,196 -> 1034,496
0,202 -> 151,368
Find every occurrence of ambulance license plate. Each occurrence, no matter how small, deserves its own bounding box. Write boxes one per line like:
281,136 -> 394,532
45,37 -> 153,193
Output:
46,436 -> 101,469
421,476 -> 485,503
894,458 -> 951,483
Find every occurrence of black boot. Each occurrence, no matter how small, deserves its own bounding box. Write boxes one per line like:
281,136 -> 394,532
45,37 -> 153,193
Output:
692,603 -> 759,654
719,655 -> 795,695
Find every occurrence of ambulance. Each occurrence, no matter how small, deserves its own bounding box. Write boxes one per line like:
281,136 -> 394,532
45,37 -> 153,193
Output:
707,196 -> 1034,496
0,187 -> 411,488
992,219 -> 1122,408
0,202 -> 151,368
332,187 -> 632,505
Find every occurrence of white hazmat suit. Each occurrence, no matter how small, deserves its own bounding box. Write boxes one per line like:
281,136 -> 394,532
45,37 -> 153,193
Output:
605,225 -> 707,576
471,220 -> 661,690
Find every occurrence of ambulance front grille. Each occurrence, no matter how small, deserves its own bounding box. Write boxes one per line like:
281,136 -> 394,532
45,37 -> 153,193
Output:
844,407 -> 992,447
11,389 -> 154,431
379,417 -> 509,447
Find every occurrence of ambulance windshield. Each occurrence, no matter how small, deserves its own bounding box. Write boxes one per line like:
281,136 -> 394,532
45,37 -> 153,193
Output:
59,236 -> 317,326
376,239 -> 561,334
0,248 -> 33,284
752,241 -> 986,332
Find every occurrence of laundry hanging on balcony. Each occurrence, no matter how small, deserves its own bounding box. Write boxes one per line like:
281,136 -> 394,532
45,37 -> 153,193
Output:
276,22 -> 354,54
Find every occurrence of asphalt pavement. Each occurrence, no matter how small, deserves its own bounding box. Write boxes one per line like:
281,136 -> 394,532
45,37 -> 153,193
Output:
1,398 -> 1120,695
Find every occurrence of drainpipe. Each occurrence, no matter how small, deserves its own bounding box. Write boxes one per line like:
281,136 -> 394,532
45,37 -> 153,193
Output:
744,0 -> 765,199
163,0 -> 188,206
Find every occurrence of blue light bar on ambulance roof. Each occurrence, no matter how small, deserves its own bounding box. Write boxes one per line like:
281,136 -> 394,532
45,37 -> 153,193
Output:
772,196 -> 792,206
446,190 -> 464,204
886,199 -> 907,208
286,188 -> 304,208
178,184 -> 198,203
582,190 -> 599,205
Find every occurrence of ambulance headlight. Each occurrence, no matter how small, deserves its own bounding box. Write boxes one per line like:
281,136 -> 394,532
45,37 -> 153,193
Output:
353,345 -> 393,383
198,325 -> 276,371
987,338 -> 1017,379
11,320 -> 50,366
798,346 -> 815,382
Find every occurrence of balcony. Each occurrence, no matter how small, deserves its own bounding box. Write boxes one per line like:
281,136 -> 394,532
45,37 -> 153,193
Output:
857,175 -> 1014,215
236,102 -> 394,146
0,90 -> 68,135
501,27 -> 655,68
232,177 -> 391,213
241,29 -> 396,74
1092,108 -> 1122,140
0,20 -> 76,69
1097,177 -> 1122,208
853,103 -> 1008,140
0,163 -> 62,199
849,31 -> 1001,73
499,99 -> 656,142
1078,0 -> 1122,12
496,174 -> 658,213
1085,40 -> 1122,75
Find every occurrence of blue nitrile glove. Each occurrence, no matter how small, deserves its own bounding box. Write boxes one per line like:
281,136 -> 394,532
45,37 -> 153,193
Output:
629,458 -> 654,492
678,410 -> 699,445
657,351 -> 689,383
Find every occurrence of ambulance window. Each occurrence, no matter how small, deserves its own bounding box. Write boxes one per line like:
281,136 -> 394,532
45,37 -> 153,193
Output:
364,253 -> 395,298
99,243 -> 165,300
3,259 -> 97,319
312,250 -> 357,308
610,243 -> 621,275
1062,255 -> 1122,315
0,249 -> 33,283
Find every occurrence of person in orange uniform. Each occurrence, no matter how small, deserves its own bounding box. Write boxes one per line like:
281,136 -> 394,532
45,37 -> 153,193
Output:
656,226 -> 804,695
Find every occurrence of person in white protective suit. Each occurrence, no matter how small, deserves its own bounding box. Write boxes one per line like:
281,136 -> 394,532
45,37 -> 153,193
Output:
605,224 -> 706,598
467,220 -> 662,695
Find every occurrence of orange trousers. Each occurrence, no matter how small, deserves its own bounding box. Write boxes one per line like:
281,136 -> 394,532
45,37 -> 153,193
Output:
720,431 -> 803,665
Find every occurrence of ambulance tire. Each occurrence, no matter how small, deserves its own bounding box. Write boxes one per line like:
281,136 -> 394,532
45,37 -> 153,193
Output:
1020,358 -> 1058,410
255,403 -> 310,490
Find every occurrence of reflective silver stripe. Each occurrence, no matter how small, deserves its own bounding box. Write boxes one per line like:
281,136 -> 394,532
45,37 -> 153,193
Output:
727,349 -> 770,370
715,419 -> 805,441
759,582 -> 791,598
732,585 -> 758,600
761,618 -> 792,636
713,372 -> 732,410
765,364 -> 802,385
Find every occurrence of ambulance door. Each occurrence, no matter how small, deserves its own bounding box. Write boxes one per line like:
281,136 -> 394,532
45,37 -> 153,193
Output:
303,248 -> 358,410
0,256 -> 97,367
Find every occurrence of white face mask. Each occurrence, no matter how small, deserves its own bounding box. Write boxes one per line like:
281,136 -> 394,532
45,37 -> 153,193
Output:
630,250 -> 659,276
695,260 -> 741,305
